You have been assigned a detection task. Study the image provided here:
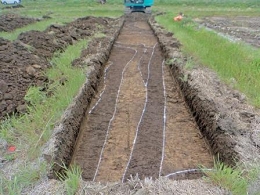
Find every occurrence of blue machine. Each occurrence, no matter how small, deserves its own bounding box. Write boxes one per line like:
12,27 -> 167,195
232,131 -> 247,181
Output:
124,0 -> 154,13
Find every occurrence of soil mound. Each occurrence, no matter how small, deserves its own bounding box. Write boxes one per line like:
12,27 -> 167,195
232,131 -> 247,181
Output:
0,15 -> 121,120
0,13 -> 38,32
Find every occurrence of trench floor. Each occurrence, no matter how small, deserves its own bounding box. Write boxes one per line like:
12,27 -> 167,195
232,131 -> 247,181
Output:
71,16 -> 213,182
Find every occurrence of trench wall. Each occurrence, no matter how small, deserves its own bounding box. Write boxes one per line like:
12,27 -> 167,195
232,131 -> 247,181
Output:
148,17 -> 238,166
42,18 -> 125,178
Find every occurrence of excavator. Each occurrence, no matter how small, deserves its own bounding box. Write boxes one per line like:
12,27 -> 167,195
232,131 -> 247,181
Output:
124,0 -> 154,13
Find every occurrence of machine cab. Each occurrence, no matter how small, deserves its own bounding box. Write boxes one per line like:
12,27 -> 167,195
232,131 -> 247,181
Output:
124,0 -> 154,13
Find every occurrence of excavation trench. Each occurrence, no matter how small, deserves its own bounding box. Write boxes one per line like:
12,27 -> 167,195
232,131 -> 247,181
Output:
68,15 -> 213,182
40,14 -> 260,185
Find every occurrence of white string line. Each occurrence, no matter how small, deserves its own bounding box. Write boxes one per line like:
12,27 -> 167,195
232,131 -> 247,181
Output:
115,41 -> 154,49
121,43 -> 157,183
137,49 -> 146,85
159,60 -> 166,177
146,43 -> 157,86
93,46 -> 138,181
125,32 -> 154,36
88,61 -> 113,114
165,168 -> 213,178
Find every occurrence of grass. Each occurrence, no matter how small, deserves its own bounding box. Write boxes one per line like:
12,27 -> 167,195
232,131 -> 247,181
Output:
0,0 -> 122,40
0,40 -> 88,194
156,14 -> 260,106
57,164 -> 82,195
203,159 -> 260,195
204,160 -> 248,195
0,160 -> 47,195
0,0 -> 260,194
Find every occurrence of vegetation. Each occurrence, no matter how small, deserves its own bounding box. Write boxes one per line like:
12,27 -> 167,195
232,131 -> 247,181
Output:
0,40 -> 87,194
203,160 -> 248,195
0,0 -> 260,194
57,164 -> 82,195
156,12 -> 260,106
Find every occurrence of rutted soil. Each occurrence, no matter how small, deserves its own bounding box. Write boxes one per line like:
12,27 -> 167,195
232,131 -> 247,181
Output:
71,14 -> 213,182
197,16 -> 260,47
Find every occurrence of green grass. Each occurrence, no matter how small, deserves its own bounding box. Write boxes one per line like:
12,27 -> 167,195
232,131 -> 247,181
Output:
0,161 -> 47,195
203,159 -> 260,195
0,40 -> 87,194
0,0 -> 122,40
57,164 -> 82,195
0,0 -> 260,193
156,14 -> 260,106
204,160 -> 248,195
0,39 -> 88,152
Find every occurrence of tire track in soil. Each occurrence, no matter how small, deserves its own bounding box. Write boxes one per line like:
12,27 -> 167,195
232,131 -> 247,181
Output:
72,14 -> 213,182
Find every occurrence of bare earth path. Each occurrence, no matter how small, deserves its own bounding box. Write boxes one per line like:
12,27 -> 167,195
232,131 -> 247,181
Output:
71,14 -> 213,182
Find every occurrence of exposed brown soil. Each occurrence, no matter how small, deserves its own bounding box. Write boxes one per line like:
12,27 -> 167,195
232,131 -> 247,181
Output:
0,16 -> 120,120
149,16 -> 260,167
0,12 -> 259,194
71,13 -> 213,183
196,16 -> 260,48
0,13 -> 39,32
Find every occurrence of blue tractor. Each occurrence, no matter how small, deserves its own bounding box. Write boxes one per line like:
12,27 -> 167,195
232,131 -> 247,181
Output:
124,0 -> 154,14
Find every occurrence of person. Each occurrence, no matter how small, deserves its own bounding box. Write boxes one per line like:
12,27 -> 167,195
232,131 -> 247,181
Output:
173,12 -> 183,21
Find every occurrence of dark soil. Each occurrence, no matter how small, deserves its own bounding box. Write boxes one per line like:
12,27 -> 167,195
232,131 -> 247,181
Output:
1,12 -> 259,189
0,13 -> 39,32
197,16 -> 260,48
71,14 -> 213,182
0,16 -> 121,120
150,16 -> 260,167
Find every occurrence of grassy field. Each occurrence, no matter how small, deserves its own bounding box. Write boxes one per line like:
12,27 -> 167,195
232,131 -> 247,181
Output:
0,0 -> 260,194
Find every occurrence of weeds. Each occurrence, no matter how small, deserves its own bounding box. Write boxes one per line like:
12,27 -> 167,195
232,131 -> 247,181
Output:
184,57 -> 194,70
203,160 -> 248,195
0,161 -> 47,195
57,164 -> 82,195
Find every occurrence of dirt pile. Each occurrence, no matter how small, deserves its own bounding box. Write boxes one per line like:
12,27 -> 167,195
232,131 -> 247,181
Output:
0,16 -> 122,120
0,13 -> 39,32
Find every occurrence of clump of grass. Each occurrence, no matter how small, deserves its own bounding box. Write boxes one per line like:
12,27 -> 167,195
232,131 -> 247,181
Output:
202,158 -> 250,195
24,86 -> 47,107
57,164 -> 82,195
